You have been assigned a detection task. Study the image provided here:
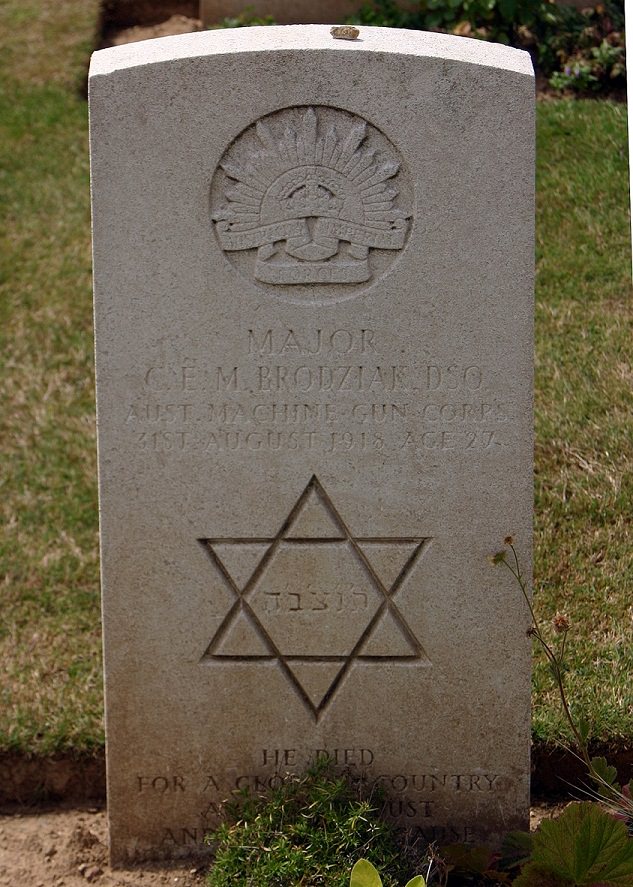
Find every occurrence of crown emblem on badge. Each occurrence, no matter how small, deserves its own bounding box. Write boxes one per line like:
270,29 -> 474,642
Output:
211,107 -> 410,286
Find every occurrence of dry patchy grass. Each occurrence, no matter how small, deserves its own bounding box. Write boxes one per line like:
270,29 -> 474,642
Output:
0,5 -> 100,751
0,0 -> 100,92
532,100 -> 633,744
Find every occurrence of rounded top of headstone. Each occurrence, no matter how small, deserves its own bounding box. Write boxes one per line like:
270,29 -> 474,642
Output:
89,25 -> 534,80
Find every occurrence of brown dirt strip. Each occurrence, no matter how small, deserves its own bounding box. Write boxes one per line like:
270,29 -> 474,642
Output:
0,807 -> 208,887
1,744 -> 631,808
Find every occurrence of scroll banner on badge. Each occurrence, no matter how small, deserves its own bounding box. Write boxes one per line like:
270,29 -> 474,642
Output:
215,220 -> 306,251
216,217 -> 408,253
216,216 -> 408,284
313,217 -> 408,250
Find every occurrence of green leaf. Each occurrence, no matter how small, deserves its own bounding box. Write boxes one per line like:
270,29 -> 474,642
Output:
513,861 -> 572,887
532,802 -> 633,885
351,859 -> 383,887
497,0 -> 517,21
591,756 -> 621,792
577,718 -> 591,745
441,844 -> 495,874
404,878 -> 426,887
499,830 -> 534,869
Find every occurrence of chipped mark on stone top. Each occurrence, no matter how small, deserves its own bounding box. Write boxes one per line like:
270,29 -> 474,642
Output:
198,475 -> 431,721
210,107 -> 411,292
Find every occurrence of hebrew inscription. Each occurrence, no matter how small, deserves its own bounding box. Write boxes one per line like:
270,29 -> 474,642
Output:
211,107 -> 412,301
200,476 -> 430,720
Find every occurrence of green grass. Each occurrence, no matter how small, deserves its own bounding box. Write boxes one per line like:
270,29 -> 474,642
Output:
532,100 -> 633,746
205,763 -> 425,887
0,1 -> 631,758
0,0 -> 102,754
0,0 -> 98,92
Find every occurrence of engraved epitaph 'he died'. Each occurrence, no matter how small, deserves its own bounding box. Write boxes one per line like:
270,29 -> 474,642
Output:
89,27 -> 534,864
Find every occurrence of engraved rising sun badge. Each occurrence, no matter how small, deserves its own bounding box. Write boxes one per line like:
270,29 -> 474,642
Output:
199,476 -> 430,720
210,106 -> 411,296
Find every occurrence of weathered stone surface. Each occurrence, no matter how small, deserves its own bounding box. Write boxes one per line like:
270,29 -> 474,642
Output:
89,26 -> 534,864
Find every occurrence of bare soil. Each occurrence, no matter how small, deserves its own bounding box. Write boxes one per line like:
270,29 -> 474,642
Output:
102,15 -> 202,48
0,808 -> 207,887
100,0 -> 198,29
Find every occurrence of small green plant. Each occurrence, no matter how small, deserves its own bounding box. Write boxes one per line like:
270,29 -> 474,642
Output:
205,761 -> 425,886
491,537 -> 633,829
550,39 -> 625,94
211,7 -> 276,28
350,859 -> 426,887
513,801 -> 633,886
550,62 -> 599,93
439,843 -> 512,883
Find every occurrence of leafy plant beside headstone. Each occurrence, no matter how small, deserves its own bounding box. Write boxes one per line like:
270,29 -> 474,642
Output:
513,801 -> 633,886
438,805 -> 633,885
346,0 -> 625,95
491,536 -> 633,832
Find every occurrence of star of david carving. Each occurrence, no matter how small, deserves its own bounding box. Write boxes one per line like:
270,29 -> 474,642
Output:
199,476 -> 431,720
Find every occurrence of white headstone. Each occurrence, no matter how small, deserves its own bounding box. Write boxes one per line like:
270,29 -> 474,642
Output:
89,26 -> 535,864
